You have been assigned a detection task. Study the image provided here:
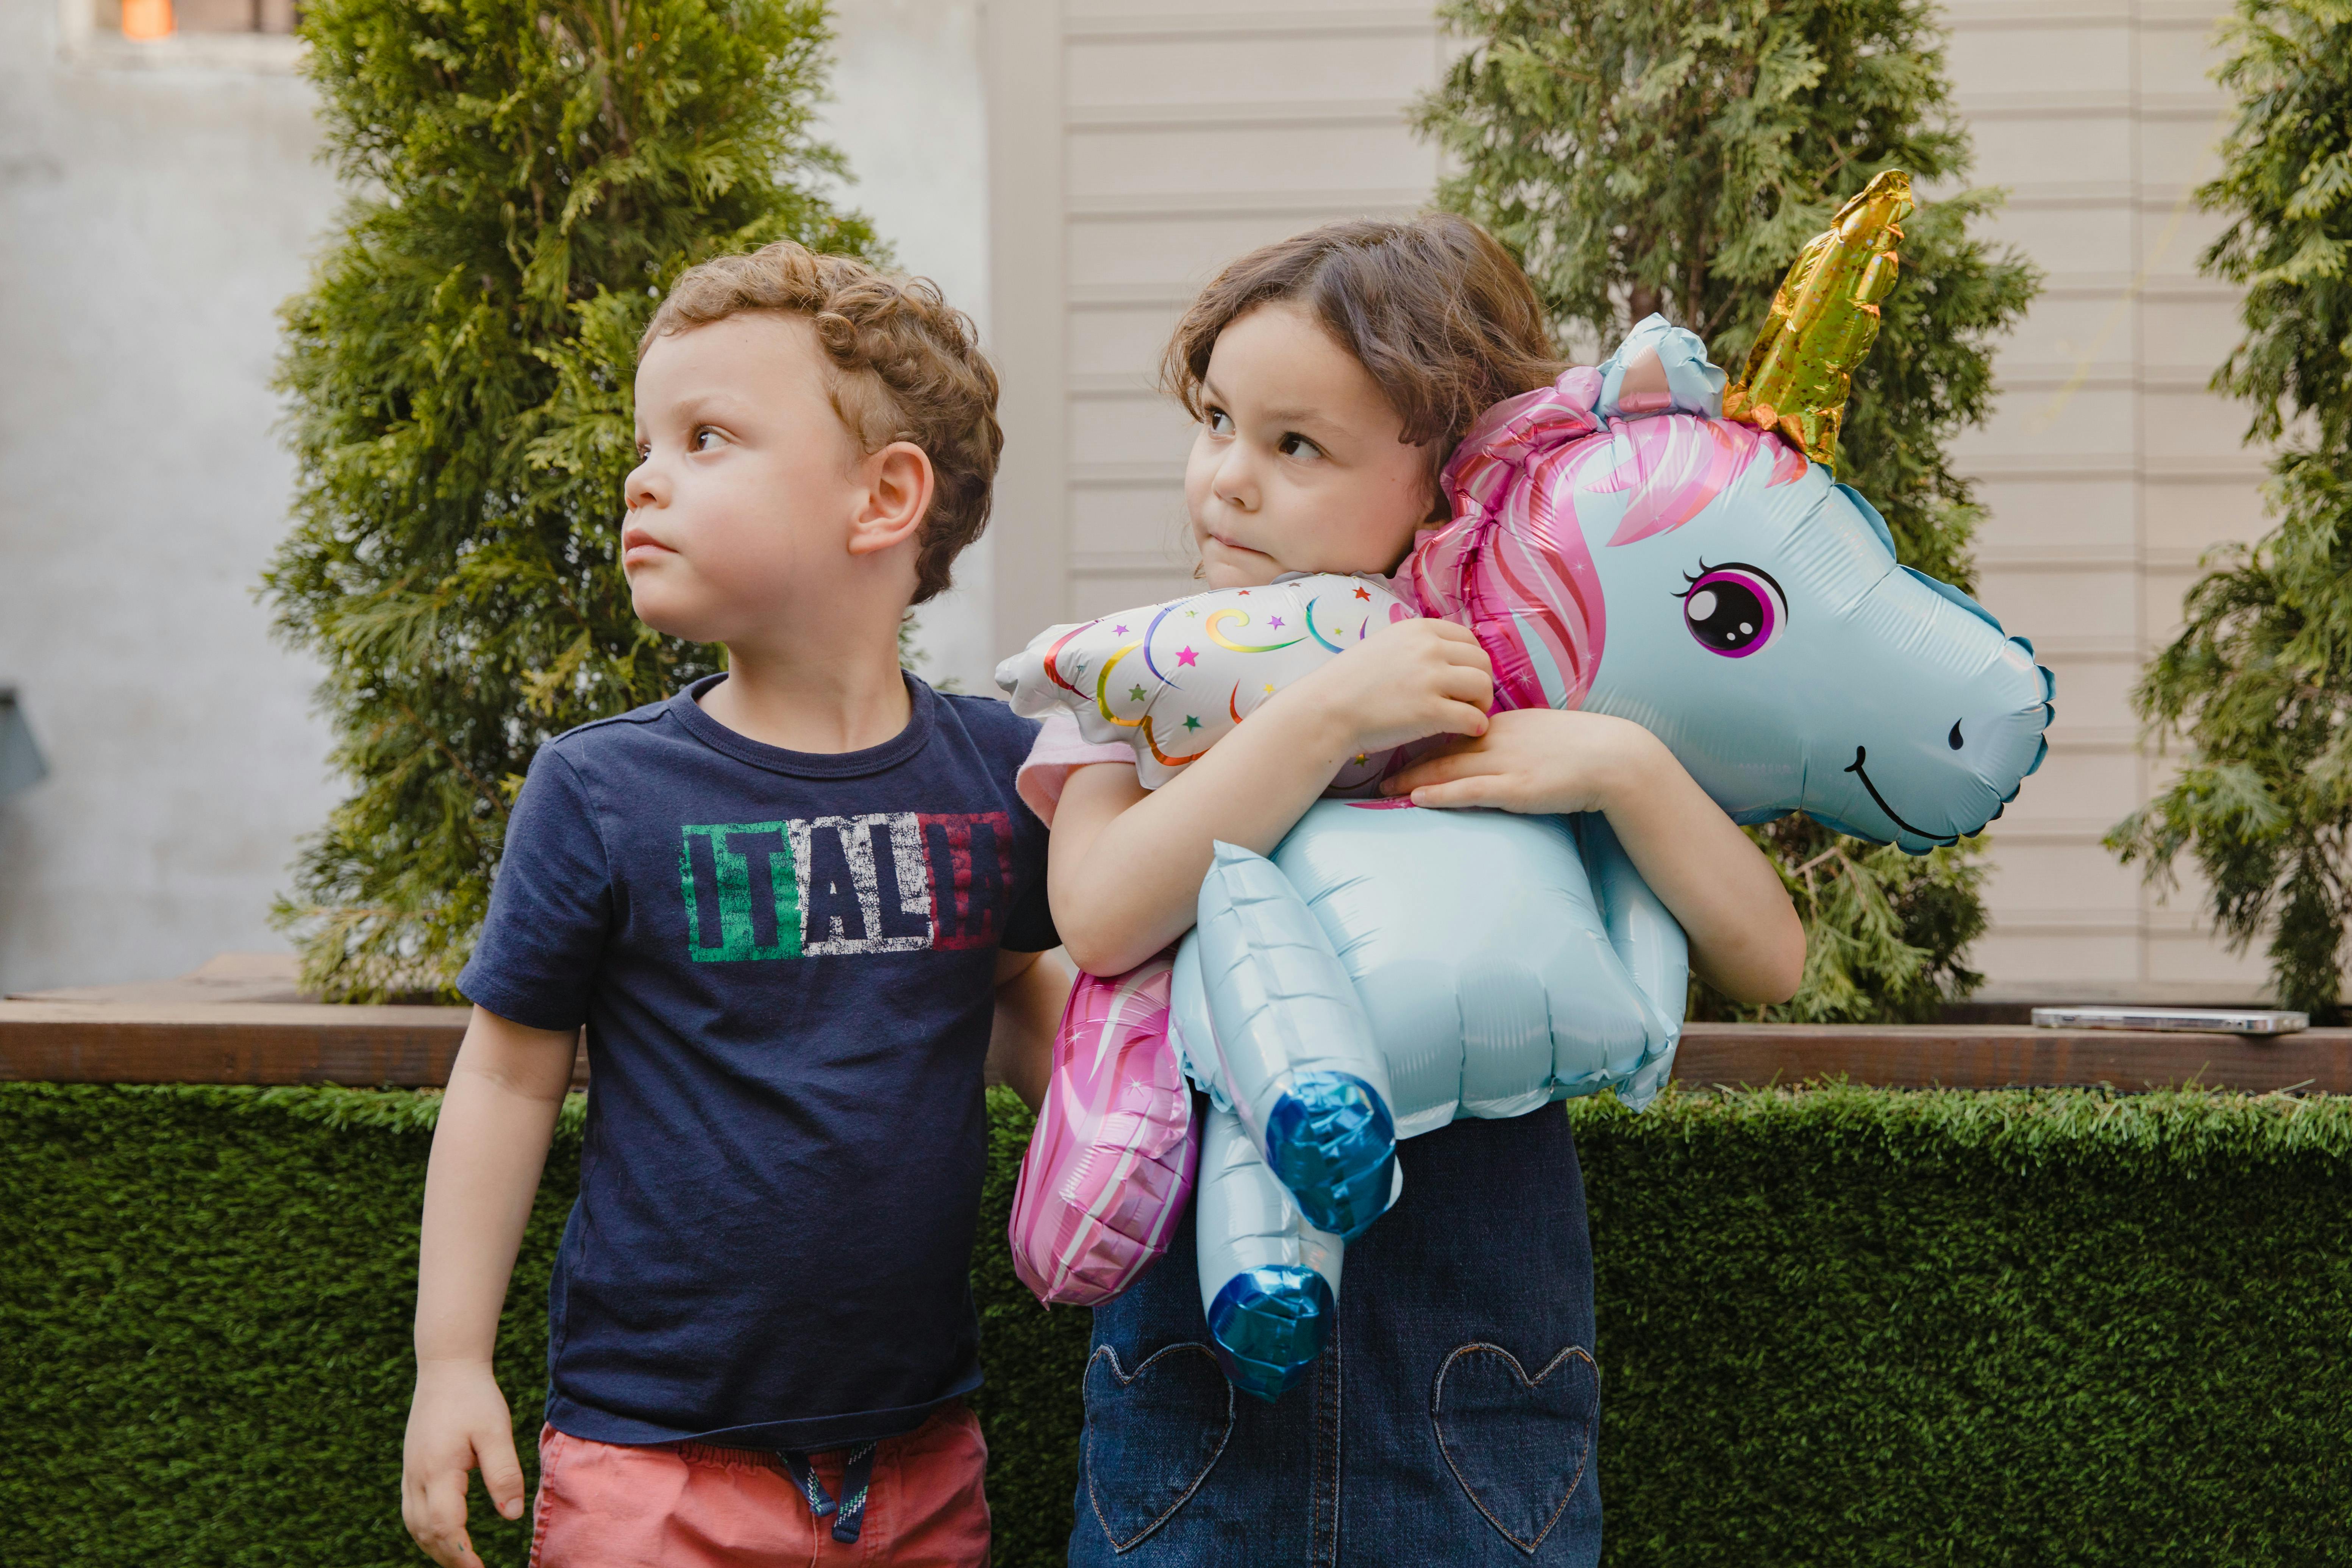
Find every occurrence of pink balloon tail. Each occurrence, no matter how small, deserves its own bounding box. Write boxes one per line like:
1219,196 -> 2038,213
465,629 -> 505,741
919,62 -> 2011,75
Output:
1007,952 -> 1198,1306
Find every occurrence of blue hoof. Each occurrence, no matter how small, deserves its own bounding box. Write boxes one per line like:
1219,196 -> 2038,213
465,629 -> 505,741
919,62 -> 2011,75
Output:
1206,1266 -> 1334,1402
1265,1071 -> 1396,1239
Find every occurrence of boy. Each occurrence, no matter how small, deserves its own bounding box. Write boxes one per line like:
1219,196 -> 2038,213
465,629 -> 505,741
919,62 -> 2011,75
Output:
400,243 -> 1070,1568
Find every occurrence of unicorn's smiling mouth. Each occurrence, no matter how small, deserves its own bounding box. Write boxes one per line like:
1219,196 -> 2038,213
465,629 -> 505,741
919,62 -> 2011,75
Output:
1844,746 -> 1960,845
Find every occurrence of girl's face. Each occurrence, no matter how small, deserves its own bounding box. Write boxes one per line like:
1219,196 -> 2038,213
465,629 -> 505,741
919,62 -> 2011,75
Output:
1184,301 -> 1436,589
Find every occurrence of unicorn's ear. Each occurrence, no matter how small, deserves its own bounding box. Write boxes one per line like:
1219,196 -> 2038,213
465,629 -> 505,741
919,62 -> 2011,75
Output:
1596,315 -> 1727,421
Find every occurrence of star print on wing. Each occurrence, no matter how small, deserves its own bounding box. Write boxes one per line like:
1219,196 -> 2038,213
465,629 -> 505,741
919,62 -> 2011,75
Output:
1128,684 -> 1147,702
1353,586 -> 1372,600
1183,715 -> 1202,730
1267,616 -> 1285,629
1177,647 -> 1198,667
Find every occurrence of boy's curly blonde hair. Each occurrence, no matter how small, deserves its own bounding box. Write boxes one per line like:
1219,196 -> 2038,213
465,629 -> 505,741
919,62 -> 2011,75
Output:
641,242 -> 1002,605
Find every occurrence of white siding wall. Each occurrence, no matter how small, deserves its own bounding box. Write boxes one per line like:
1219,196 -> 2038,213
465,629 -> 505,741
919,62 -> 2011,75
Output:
981,0 -> 2272,1000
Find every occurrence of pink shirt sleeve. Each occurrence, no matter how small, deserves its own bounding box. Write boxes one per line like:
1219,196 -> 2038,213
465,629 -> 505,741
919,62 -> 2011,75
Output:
1018,709 -> 1137,827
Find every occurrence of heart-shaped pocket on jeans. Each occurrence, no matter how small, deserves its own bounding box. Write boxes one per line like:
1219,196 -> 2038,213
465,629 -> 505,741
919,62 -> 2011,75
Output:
1084,1342 -> 1235,1552
1431,1342 -> 1599,1554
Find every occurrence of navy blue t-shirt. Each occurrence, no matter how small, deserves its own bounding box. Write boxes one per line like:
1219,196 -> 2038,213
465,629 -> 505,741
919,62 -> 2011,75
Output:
458,673 -> 1055,1452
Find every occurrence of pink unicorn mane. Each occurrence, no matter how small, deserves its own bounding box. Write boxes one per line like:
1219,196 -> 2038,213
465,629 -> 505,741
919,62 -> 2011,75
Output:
1409,369 -> 1807,713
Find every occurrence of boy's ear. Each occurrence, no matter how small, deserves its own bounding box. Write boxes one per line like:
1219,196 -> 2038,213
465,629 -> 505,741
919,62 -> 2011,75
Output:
847,441 -> 934,558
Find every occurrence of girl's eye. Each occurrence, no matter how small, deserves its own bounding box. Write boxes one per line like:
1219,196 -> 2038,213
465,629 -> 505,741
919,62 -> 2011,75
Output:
692,427 -> 724,451
1278,432 -> 1324,459
1205,408 -> 1233,435
1676,562 -> 1786,658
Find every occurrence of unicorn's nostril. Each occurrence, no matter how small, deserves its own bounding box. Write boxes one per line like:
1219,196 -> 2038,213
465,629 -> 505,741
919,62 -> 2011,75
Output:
1948,720 -> 1964,750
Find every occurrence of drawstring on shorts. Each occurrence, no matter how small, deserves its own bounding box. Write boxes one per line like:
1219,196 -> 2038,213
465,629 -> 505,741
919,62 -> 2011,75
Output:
783,1441 -> 880,1544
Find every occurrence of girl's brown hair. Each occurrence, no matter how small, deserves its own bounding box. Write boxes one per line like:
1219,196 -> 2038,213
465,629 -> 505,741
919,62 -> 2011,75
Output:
1160,215 -> 1564,518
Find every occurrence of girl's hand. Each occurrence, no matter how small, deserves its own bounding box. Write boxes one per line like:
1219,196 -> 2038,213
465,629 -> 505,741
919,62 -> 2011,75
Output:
1380,707 -> 1659,815
1282,618 -> 1494,759
1386,707 -> 1805,1002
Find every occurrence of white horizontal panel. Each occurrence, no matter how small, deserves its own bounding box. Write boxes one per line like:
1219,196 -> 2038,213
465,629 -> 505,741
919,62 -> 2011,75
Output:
2007,742 -> 2143,820
1969,931 -> 2143,986
2143,475 -> 2268,560
2138,931 -> 2272,988
2141,385 -> 2269,462
1070,572 -> 1204,623
1070,392 -> 1199,468
1068,302 -> 1185,380
2136,201 -> 2233,283
1065,5 -> 1434,34
1947,25 -> 2131,97
1981,838 -> 2146,911
1948,383 -> 2137,466
1943,0 -> 2133,28
1972,201 -> 2135,278
1987,291 -> 2141,370
1977,564 -> 2138,644
1967,113 -> 2135,189
1974,477 -> 2138,554
1066,121 -> 1437,198
1067,34 -> 1436,108
1071,480 -> 1193,560
1069,210 -> 1355,290
2136,17 -> 2232,98
2138,114 -> 2230,187
2137,294 -> 2245,372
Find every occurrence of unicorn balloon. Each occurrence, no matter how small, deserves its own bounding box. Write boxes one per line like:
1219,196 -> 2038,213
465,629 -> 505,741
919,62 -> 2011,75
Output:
1000,174 -> 2056,1399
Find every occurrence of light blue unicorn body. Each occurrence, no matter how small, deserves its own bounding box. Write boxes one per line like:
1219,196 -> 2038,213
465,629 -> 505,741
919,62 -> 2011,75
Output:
1002,320 -> 2056,1399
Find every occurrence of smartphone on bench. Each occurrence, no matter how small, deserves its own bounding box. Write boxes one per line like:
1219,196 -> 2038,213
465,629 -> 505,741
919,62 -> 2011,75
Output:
2029,1006 -> 2310,1035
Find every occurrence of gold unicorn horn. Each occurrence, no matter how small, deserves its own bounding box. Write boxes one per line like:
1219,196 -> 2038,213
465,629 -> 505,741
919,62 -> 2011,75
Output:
1723,169 -> 1914,474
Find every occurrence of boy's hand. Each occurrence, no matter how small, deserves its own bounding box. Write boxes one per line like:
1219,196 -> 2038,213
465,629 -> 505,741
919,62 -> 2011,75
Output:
1380,707 -> 1659,815
1285,618 -> 1493,759
402,1359 -> 526,1568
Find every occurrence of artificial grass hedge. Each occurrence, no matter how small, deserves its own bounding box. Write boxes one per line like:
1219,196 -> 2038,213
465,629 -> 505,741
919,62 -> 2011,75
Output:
2,1083 -> 2347,1565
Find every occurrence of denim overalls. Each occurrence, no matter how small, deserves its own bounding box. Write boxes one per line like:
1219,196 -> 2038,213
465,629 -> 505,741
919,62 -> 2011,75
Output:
1069,1101 -> 1602,1566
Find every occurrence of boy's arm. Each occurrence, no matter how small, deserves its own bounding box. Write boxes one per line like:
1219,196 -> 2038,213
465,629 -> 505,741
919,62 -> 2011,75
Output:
402,1006 -> 578,1568
989,947 -> 1074,1112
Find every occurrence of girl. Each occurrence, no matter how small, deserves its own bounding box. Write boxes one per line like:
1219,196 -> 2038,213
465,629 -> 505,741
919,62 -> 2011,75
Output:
1020,216 -> 1804,1566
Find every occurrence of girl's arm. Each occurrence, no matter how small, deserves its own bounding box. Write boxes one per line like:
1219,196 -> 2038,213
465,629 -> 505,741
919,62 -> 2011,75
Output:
1383,708 -> 1806,1003
1051,618 -> 1493,976
402,1006 -> 577,1568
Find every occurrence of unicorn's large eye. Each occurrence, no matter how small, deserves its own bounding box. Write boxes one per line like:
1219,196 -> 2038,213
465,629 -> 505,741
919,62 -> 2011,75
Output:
1677,562 -> 1786,658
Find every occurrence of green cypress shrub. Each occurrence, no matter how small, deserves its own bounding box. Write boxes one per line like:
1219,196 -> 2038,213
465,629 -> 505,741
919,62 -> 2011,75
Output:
264,0 -> 878,1000
2108,0 -> 2352,1017
1413,0 -> 2041,1021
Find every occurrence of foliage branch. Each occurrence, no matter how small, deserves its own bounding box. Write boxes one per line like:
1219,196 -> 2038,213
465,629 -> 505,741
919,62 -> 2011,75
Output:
2108,0 -> 2352,1017
267,0 -> 877,999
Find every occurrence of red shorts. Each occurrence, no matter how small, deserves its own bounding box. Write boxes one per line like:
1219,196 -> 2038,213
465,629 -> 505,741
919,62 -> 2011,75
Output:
529,1403 -> 990,1567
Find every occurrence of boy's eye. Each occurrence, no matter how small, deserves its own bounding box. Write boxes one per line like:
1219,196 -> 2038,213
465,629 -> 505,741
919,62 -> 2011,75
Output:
1205,408 -> 1233,436
1278,432 -> 1324,460
692,427 -> 725,451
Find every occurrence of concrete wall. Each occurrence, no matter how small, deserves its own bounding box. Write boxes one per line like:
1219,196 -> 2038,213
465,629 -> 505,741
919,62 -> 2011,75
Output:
0,0 -> 996,991
0,2 -> 339,994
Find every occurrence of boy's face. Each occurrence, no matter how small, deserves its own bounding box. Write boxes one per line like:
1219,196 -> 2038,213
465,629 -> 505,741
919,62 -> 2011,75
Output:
623,313 -> 875,644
